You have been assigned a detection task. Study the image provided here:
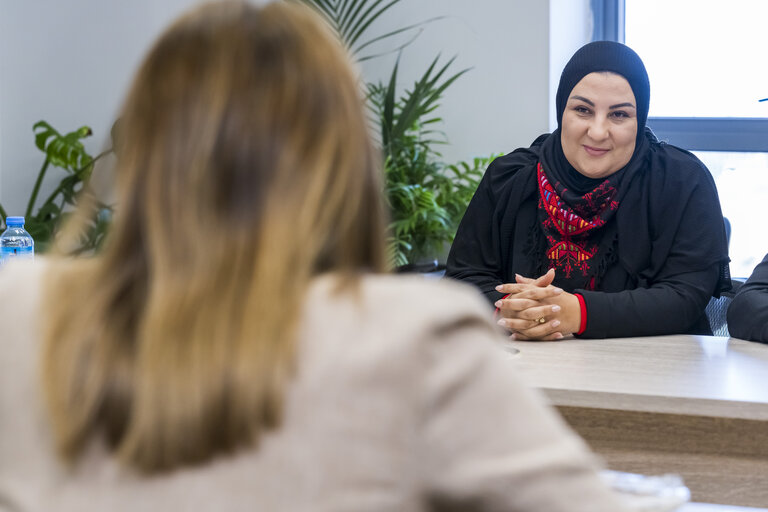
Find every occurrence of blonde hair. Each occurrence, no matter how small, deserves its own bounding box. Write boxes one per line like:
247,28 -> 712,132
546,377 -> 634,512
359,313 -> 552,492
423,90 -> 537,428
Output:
42,0 -> 386,473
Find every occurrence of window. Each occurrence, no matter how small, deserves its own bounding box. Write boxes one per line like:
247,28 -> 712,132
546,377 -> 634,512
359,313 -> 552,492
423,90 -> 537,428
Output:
593,0 -> 768,277
698,151 -> 768,276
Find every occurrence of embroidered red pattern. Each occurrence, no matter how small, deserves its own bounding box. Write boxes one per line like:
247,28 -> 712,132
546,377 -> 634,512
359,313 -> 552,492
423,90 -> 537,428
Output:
536,163 -> 618,280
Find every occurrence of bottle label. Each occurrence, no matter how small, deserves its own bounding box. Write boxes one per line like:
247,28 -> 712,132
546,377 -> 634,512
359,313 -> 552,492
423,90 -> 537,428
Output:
0,246 -> 34,264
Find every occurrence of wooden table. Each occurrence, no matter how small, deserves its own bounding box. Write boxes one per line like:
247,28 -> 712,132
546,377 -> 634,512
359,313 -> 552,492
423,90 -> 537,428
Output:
507,335 -> 768,507
683,505 -> 768,511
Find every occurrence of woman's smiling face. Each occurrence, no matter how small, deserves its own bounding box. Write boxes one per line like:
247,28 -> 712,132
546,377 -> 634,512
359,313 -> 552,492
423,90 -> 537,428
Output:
560,72 -> 638,179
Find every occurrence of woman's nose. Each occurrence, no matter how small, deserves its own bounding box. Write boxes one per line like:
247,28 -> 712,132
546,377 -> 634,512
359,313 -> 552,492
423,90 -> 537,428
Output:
587,118 -> 609,141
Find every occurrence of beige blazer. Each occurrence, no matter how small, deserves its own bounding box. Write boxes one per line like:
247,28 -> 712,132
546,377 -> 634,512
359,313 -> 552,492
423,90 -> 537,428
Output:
0,259 -> 627,511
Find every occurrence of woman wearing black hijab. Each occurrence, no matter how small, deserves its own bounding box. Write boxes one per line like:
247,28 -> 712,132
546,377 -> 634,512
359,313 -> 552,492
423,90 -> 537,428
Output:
445,41 -> 730,340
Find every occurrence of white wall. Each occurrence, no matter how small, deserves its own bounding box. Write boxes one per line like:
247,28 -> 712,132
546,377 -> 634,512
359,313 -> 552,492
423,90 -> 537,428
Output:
549,0 -> 593,129
357,0 -> 593,165
0,0 -> 206,217
0,0 -> 594,216
359,0 -> 551,165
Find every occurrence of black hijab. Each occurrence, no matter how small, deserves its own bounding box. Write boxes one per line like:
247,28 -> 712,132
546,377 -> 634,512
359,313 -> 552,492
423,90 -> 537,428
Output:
530,41 -> 730,294
549,42 -> 650,197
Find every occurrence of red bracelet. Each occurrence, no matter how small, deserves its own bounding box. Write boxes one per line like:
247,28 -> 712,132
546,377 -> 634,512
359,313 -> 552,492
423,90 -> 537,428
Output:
575,293 -> 587,335
494,293 -> 511,320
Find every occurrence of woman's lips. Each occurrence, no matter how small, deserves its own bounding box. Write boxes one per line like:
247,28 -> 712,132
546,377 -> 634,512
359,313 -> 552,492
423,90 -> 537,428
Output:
583,145 -> 609,156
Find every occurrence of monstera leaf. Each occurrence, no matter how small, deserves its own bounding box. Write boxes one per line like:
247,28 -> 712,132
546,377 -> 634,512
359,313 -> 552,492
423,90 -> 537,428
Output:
0,121 -> 111,253
34,121 -> 93,174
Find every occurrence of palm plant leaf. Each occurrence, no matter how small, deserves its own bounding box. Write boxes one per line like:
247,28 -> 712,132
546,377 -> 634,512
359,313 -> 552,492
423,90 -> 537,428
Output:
296,0 -> 436,60
381,55 -> 399,149
390,57 -> 469,152
356,25 -> 423,62
293,0 -> 486,266
344,0 -> 401,49
373,55 -> 469,161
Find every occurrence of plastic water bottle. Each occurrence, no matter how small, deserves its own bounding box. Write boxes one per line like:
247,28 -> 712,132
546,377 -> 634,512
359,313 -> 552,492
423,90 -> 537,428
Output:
0,216 -> 34,267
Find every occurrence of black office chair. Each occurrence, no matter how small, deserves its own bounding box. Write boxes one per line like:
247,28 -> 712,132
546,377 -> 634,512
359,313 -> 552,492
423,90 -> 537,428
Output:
705,278 -> 743,337
703,216 -> 736,336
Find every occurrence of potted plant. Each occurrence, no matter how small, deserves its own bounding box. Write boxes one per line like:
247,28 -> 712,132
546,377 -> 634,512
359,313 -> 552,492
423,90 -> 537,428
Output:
0,121 -> 112,253
295,0 -> 490,270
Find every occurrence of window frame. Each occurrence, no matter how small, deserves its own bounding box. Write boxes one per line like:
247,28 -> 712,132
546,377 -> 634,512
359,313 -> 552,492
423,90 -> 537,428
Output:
591,0 -> 768,152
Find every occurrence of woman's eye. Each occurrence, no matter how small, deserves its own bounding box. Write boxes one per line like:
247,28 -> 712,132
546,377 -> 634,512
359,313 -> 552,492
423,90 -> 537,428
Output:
574,106 -> 591,115
610,110 -> 629,119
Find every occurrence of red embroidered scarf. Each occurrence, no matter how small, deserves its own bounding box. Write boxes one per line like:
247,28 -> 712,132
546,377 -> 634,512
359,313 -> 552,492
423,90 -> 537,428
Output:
536,162 -> 620,290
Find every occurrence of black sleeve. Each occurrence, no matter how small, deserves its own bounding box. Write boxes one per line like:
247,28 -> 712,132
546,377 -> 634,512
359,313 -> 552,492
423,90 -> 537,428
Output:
576,173 -> 724,339
727,254 -> 768,343
444,164 -> 506,305
577,264 -> 718,338
445,140 -> 543,306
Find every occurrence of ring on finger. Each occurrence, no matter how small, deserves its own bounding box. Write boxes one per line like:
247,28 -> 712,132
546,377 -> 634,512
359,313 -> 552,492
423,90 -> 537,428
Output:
535,317 -> 546,324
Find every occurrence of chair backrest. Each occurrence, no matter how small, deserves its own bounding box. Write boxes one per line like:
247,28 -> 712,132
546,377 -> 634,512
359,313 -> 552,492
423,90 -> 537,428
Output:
705,279 -> 743,337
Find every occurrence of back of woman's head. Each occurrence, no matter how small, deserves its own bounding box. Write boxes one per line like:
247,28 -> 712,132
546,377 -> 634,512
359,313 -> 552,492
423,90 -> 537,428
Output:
119,0 -> 384,273
43,0 -> 386,474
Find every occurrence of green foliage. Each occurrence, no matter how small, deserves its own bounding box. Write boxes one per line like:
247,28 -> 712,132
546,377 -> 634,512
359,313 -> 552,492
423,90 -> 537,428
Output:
385,155 -> 490,267
34,121 -> 93,172
295,0 -> 438,61
299,0 -> 490,266
0,121 -> 111,253
367,57 -> 489,265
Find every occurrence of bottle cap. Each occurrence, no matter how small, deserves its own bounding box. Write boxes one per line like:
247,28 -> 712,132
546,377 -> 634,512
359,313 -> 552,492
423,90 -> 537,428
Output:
5,216 -> 24,227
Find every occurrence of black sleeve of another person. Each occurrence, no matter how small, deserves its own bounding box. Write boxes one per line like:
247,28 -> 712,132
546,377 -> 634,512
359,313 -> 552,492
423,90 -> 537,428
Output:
727,254 -> 768,343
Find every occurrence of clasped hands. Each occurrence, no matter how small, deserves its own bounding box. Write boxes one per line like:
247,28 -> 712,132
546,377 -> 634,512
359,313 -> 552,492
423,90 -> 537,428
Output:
494,269 -> 581,341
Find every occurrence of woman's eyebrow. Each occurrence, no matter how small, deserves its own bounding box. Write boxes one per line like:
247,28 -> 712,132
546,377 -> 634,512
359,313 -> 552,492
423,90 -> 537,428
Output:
569,95 -> 594,106
569,96 -> 636,110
